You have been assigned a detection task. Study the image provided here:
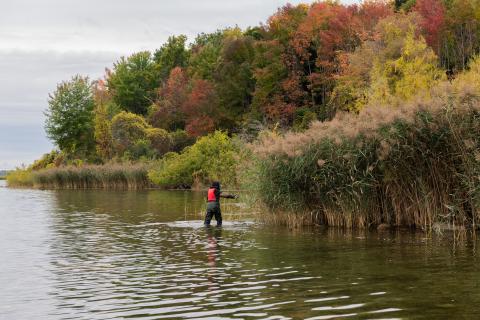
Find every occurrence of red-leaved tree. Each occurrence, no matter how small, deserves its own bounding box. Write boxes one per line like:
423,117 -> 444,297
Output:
414,0 -> 446,53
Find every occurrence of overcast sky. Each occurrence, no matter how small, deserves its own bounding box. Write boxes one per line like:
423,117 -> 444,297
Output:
0,0 -> 356,169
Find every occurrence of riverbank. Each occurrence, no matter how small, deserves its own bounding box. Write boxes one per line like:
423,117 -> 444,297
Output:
7,131 -> 241,190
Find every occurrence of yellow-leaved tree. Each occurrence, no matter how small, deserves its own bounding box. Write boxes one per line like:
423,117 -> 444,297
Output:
332,14 -> 446,111
369,28 -> 445,106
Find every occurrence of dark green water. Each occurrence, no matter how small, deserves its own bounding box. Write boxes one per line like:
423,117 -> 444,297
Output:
1,180 -> 479,319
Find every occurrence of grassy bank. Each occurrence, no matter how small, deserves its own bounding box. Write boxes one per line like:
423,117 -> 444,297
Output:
7,163 -> 152,189
252,69 -> 480,231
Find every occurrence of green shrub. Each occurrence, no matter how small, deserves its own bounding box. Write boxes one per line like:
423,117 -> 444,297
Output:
124,139 -> 157,161
168,130 -> 195,152
148,131 -> 239,188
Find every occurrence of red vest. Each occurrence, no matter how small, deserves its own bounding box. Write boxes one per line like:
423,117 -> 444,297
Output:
208,188 -> 217,202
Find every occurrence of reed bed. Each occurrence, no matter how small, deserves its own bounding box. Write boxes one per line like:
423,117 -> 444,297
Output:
252,77 -> 480,231
257,211 -> 323,229
5,169 -> 34,187
30,163 -> 152,189
33,164 -> 151,189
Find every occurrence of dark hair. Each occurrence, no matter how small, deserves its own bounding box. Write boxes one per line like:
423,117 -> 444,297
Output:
211,181 -> 220,189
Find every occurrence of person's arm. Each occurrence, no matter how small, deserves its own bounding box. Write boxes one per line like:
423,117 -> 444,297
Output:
220,192 -> 238,199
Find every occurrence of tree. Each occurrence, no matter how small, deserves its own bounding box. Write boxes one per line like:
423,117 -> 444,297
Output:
356,1 -> 393,40
111,111 -> 149,155
413,0 -> 446,53
368,23 -> 445,105
266,3 -> 309,45
188,30 -> 224,80
214,32 -> 256,127
331,42 -> 378,112
333,13 -> 445,110
292,2 -> 360,108
183,79 -> 218,137
45,75 -> 95,158
154,35 -> 190,81
93,79 -> 115,160
149,67 -> 189,131
440,0 -> 480,71
107,51 -> 159,115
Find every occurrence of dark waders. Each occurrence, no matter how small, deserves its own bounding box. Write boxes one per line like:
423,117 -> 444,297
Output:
204,201 -> 222,226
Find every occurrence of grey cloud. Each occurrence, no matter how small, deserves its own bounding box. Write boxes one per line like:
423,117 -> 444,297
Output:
0,50 -> 119,168
0,0 -> 313,52
0,50 -> 120,122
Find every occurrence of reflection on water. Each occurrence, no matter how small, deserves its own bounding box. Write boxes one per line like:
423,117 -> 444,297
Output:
1,181 -> 480,319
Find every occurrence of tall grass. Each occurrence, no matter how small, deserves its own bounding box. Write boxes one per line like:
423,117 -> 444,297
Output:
6,169 -> 34,187
251,70 -> 480,231
8,163 -> 152,189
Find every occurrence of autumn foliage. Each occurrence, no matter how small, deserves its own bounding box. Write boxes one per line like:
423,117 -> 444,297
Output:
41,0 -> 480,166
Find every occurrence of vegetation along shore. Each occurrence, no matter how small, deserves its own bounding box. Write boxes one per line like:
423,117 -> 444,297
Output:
8,0 -> 480,230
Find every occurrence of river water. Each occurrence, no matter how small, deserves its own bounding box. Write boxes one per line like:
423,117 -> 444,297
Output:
1,180 -> 480,319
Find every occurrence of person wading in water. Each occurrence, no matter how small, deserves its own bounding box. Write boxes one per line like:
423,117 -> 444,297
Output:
204,181 -> 237,226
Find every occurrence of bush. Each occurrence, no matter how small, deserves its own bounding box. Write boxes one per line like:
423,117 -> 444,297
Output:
124,139 -> 157,161
148,131 -> 239,188
31,150 -> 64,170
168,130 -> 195,152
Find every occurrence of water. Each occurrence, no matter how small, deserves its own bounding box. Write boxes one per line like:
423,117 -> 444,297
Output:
1,180 -> 480,319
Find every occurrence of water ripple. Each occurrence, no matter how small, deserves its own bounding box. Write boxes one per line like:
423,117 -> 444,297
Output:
2,185 -> 475,319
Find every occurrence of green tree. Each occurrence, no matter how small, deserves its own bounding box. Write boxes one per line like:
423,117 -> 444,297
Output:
215,32 -> 256,126
251,40 -> 288,120
45,75 -> 95,158
111,111 -> 149,156
154,35 -> 190,81
189,31 -> 224,80
107,51 -> 159,115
